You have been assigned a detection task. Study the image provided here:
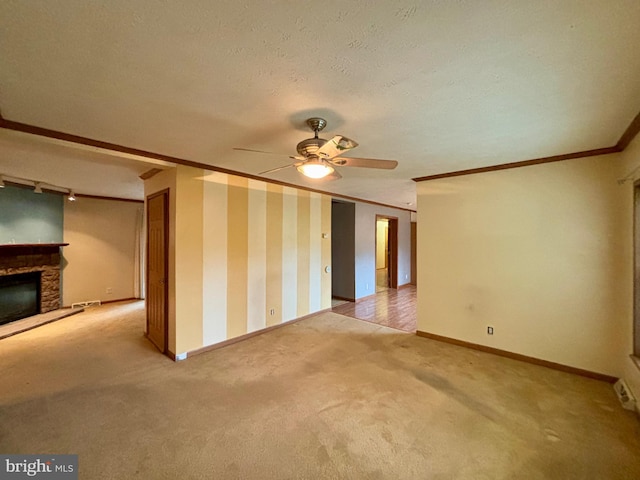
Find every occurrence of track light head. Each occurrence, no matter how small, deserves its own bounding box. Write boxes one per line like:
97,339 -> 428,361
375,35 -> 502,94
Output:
0,175 -> 5,188
68,190 -> 76,202
33,182 -> 43,194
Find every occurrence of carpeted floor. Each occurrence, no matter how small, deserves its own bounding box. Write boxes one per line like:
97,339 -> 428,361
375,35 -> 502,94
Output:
1,300 -> 639,479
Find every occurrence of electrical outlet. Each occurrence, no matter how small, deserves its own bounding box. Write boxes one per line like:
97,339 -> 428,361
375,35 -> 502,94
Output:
269,309 -> 275,316
487,326 -> 494,335
106,287 -> 113,294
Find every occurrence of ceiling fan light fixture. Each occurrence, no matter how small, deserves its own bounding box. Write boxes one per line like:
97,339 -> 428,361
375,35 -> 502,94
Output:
237,117 -> 397,182
296,159 -> 334,179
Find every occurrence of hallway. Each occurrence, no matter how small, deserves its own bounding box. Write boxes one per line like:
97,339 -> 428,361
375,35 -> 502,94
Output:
332,286 -> 416,332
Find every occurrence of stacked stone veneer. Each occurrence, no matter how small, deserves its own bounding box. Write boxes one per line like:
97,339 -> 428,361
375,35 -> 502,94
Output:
0,245 -> 63,314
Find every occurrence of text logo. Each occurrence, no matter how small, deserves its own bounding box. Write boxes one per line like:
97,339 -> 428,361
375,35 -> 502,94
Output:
1,455 -> 77,479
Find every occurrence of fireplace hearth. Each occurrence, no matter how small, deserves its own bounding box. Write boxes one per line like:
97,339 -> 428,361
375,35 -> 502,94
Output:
0,243 -> 68,325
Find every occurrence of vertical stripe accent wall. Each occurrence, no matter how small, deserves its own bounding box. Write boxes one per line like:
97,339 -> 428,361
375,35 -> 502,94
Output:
247,180 -> 267,333
296,190 -> 310,317
226,175 -> 250,339
202,172 -> 228,346
309,193 -> 322,312
175,167 -> 204,353
160,166 -> 332,352
281,187 -> 298,322
266,183 -> 284,326
321,192 -> 332,310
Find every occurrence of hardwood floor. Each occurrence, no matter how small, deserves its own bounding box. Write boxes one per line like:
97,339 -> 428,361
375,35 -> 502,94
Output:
332,285 -> 416,332
376,268 -> 388,292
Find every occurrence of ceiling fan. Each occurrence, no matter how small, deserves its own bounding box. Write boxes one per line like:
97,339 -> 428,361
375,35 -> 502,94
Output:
234,117 -> 398,180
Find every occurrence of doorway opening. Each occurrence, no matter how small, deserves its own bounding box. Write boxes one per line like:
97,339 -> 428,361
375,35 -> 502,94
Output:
375,215 -> 398,292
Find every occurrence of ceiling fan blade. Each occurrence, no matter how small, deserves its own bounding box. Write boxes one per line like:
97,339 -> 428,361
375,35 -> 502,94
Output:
316,135 -> 359,160
233,147 -> 290,157
258,163 -> 295,175
329,157 -> 398,169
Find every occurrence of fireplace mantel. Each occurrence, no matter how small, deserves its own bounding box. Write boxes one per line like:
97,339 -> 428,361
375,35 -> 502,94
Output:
0,243 -> 68,256
0,243 -> 68,248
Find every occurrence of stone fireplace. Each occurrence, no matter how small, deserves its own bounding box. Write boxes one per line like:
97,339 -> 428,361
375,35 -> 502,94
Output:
0,244 -> 68,324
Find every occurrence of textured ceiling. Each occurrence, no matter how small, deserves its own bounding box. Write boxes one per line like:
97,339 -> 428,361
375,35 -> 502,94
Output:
1,1 -> 640,207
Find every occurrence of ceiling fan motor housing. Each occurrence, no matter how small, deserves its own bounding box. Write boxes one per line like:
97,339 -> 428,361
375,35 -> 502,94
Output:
306,117 -> 327,132
296,137 -> 327,157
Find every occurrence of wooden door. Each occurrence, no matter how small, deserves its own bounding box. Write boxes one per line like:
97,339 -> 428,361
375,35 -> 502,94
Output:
146,190 -> 168,353
410,221 -> 417,285
388,218 -> 398,288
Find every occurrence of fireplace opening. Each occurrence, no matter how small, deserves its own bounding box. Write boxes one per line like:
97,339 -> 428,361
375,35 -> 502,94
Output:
0,271 -> 42,325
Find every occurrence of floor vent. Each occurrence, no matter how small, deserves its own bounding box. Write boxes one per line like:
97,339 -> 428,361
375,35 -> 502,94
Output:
71,300 -> 101,309
613,379 -> 637,411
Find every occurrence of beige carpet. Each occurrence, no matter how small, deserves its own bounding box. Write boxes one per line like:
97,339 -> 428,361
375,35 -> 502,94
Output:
1,301 -> 639,479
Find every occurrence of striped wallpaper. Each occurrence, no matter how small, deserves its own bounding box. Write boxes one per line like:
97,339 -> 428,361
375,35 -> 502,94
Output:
198,169 -> 332,348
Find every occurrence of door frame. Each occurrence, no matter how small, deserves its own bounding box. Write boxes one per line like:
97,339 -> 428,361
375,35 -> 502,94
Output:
146,189 -> 169,354
634,181 -> 640,356
376,214 -> 398,289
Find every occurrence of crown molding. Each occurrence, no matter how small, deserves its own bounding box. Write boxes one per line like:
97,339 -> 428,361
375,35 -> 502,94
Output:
412,146 -> 620,182
0,114 -> 415,213
617,110 -> 640,151
413,108 -> 640,182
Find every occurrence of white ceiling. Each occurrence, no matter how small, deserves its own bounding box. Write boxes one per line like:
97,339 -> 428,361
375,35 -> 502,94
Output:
1,1 -> 640,208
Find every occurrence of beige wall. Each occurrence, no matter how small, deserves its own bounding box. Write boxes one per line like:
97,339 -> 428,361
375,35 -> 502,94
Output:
175,167 -> 204,353
145,165 -> 332,356
62,196 -> 141,307
417,153 -> 628,377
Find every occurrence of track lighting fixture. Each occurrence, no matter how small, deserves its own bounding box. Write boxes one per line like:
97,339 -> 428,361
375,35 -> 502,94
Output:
0,175 -> 79,200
